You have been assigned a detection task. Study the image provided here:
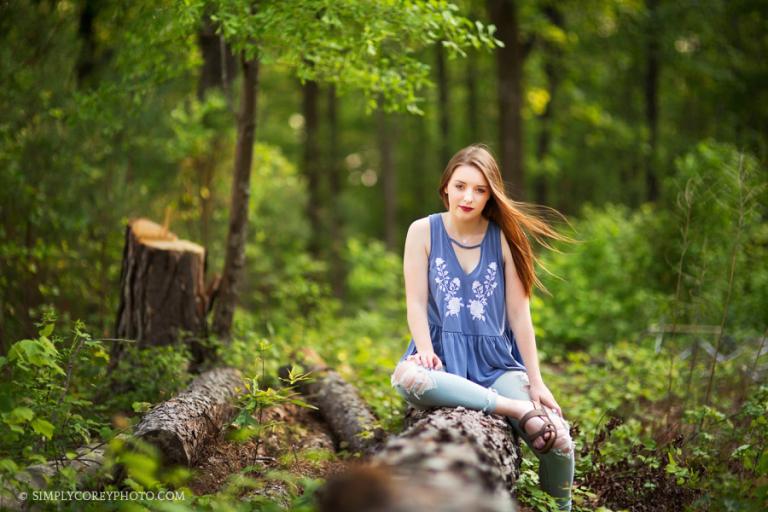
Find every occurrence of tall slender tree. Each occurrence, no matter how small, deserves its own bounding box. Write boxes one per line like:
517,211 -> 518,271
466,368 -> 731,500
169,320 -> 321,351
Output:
303,79 -> 323,258
487,0 -> 532,198
534,2 -> 565,206
201,0 -> 500,339
644,0 -> 661,202
212,54 -> 259,339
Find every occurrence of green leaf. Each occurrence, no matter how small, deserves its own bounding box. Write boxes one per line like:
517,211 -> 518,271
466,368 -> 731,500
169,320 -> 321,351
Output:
0,458 -> 19,473
39,323 -> 54,338
31,418 -> 55,439
7,406 -> 35,424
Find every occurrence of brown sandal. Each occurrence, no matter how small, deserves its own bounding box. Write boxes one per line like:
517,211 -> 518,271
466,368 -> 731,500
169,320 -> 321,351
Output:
518,401 -> 557,455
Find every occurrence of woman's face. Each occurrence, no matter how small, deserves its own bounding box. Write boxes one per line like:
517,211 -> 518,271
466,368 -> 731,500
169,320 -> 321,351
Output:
443,164 -> 491,220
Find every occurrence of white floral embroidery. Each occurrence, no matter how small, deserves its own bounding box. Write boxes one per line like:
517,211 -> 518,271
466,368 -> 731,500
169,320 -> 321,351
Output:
434,257 -> 463,316
447,296 -> 464,316
468,262 -> 499,321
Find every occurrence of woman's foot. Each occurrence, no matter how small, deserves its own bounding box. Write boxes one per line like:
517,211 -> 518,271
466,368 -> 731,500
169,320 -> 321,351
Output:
495,397 -> 572,454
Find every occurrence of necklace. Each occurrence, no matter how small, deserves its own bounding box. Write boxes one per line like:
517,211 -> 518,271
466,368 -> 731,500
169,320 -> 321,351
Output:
444,215 -> 486,248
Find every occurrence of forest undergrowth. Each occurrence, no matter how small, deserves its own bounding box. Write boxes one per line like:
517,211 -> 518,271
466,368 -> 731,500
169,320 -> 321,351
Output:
1,143 -> 766,511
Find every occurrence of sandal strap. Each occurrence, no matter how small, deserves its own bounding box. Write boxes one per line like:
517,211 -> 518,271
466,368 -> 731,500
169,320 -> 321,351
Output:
519,404 -> 558,454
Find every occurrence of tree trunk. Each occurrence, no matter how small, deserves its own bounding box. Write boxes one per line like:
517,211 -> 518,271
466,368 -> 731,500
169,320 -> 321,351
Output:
488,0 -> 525,199
644,0 -> 660,202
378,106 -> 397,251
285,348 -> 387,455
317,405 -> 521,512
466,47 -> 480,143
303,79 -> 324,258
436,43 -> 451,166
112,218 -> 208,365
534,3 -> 564,206
196,12 -> 237,101
212,54 -> 259,340
75,0 -> 98,86
134,367 -> 243,467
326,86 -> 347,300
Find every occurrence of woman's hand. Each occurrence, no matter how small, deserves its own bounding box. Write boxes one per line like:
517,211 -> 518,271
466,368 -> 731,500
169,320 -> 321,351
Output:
528,380 -> 563,418
407,351 -> 443,370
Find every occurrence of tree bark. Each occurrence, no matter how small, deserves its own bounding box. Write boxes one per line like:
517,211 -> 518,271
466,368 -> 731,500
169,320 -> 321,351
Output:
212,54 -> 259,340
134,367 -> 243,467
285,347 -> 387,455
534,3 -> 565,206
197,12 -> 237,101
303,79 -> 324,258
112,218 -> 208,365
378,106 -> 397,251
75,0 -> 98,86
326,86 -> 347,300
466,47 -> 480,143
644,0 -> 660,202
488,0 -> 525,199
436,43 -> 451,166
317,405 -> 521,512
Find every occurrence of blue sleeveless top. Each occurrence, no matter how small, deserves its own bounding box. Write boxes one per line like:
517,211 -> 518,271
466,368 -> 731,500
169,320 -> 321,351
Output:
397,212 -> 527,387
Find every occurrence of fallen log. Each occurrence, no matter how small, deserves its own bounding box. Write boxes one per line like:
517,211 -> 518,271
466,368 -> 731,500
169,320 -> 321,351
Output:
112,218 -> 211,367
134,367 -> 243,466
282,347 -> 387,455
0,436 -> 128,511
316,402 -> 522,511
1,368 -> 243,509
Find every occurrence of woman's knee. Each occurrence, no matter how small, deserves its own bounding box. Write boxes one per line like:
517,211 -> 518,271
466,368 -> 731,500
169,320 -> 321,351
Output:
545,409 -> 575,458
390,360 -> 438,400
492,370 -> 532,401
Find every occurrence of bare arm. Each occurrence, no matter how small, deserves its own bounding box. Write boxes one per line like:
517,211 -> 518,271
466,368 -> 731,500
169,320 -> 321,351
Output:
403,218 -> 435,355
501,229 -> 562,414
500,229 -> 543,384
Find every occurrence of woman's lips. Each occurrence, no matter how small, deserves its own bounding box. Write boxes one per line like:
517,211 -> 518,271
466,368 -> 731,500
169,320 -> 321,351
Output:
459,206 -> 474,211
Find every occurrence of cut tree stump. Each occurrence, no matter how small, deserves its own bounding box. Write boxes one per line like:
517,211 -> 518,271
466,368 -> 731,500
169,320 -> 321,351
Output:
316,394 -> 523,511
283,347 -> 387,456
134,367 -> 243,467
112,218 -> 209,365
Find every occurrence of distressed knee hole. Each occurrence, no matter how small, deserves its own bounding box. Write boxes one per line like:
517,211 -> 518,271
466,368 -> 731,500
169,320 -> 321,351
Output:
390,361 -> 437,399
550,413 -> 574,456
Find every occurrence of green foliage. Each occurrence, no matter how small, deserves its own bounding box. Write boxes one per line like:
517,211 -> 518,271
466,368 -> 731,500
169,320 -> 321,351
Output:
204,0 -> 502,114
105,344 -> 193,414
533,203 -> 669,350
660,141 -> 767,332
0,312 -> 111,500
681,386 -> 768,511
231,359 -> 317,443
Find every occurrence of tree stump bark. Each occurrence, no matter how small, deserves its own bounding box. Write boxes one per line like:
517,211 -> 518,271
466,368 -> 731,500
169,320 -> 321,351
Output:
112,218 -> 209,365
284,347 -> 387,455
134,367 -> 243,467
316,400 -> 522,512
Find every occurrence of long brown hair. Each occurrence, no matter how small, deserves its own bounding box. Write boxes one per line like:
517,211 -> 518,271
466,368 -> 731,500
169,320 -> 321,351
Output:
438,143 -> 573,297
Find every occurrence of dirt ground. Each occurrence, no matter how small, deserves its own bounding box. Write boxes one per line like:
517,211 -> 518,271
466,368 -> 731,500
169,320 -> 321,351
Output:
187,402 -> 352,504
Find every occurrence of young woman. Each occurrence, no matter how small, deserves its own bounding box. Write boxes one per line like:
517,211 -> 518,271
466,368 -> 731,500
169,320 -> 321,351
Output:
390,144 -> 575,510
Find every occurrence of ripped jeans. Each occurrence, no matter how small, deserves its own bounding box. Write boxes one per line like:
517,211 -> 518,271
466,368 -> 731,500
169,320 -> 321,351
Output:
391,360 -> 575,511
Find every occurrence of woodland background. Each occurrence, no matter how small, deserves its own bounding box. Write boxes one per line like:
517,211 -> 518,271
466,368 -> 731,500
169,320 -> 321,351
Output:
1,0 -> 767,510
